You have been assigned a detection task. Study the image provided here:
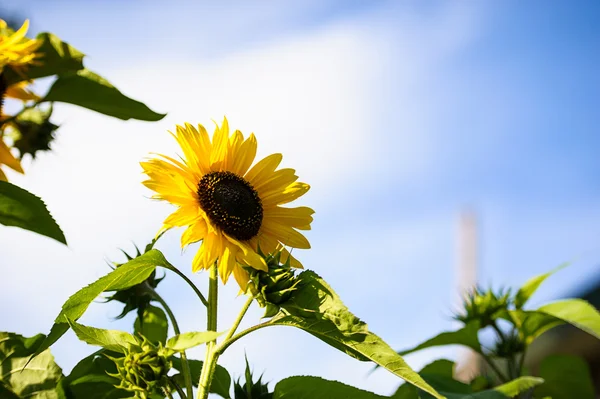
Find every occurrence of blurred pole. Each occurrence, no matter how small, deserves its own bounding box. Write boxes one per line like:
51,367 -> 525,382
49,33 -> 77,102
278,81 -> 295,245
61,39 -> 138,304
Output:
454,210 -> 481,381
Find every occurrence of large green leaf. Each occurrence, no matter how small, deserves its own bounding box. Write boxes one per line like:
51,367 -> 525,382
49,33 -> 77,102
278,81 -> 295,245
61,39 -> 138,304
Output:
273,376 -> 386,398
264,271 -> 444,399
511,298 -> 600,343
3,32 -> 85,85
63,349 -> 130,399
134,305 -> 168,345
33,249 -> 170,359
398,323 -> 481,356
166,331 -> 222,352
0,332 -> 64,399
171,357 -> 231,398
514,264 -> 567,309
67,319 -> 138,353
533,355 -> 594,399
44,69 -> 165,121
0,181 -> 66,244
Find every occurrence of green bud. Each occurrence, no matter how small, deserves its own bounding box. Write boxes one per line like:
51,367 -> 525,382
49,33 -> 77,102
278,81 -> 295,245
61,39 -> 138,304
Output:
245,248 -> 300,317
234,355 -> 273,399
11,107 -> 59,159
455,286 -> 511,327
492,330 -> 525,358
107,336 -> 171,399
105,235 -> 164,320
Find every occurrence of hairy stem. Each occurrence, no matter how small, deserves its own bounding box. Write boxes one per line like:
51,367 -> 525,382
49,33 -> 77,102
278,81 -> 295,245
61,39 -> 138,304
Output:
149,286 -> 193,399
197,263 -> 219,399
481,353 -> 510,383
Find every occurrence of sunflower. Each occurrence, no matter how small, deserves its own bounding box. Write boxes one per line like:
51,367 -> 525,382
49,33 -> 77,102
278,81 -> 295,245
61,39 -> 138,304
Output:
141,118 -> 314,289
0,19 -> 41,72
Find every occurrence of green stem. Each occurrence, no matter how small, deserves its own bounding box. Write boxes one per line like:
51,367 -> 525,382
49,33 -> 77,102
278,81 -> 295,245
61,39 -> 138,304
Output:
216,320 -> 273,355
481,353 -> 510,383
197,263 -> 219,399
224,295 -> 254,342
149,286 -> 193,399
518,347 -> 527,376
168,377 -> 186,399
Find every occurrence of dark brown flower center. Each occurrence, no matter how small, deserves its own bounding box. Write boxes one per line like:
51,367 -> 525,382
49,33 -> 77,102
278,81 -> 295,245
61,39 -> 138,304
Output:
197,171 -> 263,241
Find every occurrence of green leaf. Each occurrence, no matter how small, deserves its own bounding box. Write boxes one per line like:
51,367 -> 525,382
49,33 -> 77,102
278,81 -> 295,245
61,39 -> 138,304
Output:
533,355 -> 594,399
166,331 -> 222,352
171,357 -> 231,398
33,249 -> 170,359
514,263 -> 568,309
391,384 -> 419,399
491,377 -> 544,398
67,319 -> 138,353
134,305 -> 168,345
3,32 -> 85,85
398,322 -> 481,356
0,181 -> 66,244
265,271 -> 444,399
63,349 -> 130,399
511,299 -> 600,343
0,332 -> 64,399
419,360 -> 470,397
44,69 -> 166,121
273,376 -> 387,399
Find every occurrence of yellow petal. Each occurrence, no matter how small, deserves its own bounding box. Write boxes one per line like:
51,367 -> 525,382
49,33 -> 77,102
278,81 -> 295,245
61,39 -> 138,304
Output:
254,168 -> 298,197
181,219 -> 208,248
5,82 -> 40,101
0,167 -> 7,181
225,235 -> 268,272
233,265 -> 250,292
219,244 -> 237,284
264,206 -> 314,229
210,117 -> 229,169
0,139 -> 23,173
261,221 -> 311,249
224,129 -> 244,172
262,182 -> 310,208
163,205 -> 201,228
191,232 -> 223,273
244,153 -> 282,187
231,133 -> 257,176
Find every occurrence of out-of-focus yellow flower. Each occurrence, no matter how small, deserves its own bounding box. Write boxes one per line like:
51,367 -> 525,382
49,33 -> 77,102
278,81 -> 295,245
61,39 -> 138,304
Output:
0,19 -> 41,72
141,117 -> 314,290
0,137 -> 23,181
4,80 -> 39,101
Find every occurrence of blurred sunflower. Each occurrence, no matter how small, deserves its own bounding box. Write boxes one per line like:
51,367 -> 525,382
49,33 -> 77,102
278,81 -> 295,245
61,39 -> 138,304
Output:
0,137 -> 23,181
142,118 -> 313,289
0,19 -> 41,72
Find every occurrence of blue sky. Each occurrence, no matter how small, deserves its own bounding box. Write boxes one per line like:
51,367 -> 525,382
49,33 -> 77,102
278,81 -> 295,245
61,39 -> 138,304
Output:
1,0 -> 599,396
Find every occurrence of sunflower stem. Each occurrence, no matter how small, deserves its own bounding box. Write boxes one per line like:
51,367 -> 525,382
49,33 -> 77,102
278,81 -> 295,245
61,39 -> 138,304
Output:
197,263 -> 219,399
149,286 -> 193,399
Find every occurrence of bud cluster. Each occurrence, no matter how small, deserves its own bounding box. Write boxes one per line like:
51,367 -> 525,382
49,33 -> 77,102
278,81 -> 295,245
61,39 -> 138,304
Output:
246,248 -> 300,318
107,337 -> 171,399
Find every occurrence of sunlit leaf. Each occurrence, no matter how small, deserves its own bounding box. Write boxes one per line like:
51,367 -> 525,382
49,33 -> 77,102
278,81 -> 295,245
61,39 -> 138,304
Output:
67,319 -> 138,353
44,69 -> 166,121
134,305 -> 168,345
273,376 -> 387,399
0,332 -> 64,399
33,249 -> 170,359
265,271 -> 444,399
166,331 -> 222,352
0,181 -> 66,244
514,263 -> 568,309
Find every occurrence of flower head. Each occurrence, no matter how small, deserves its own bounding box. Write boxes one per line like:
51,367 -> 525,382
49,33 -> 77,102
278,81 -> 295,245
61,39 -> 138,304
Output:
142,118 -> 314,289
0,19 -> 41,73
